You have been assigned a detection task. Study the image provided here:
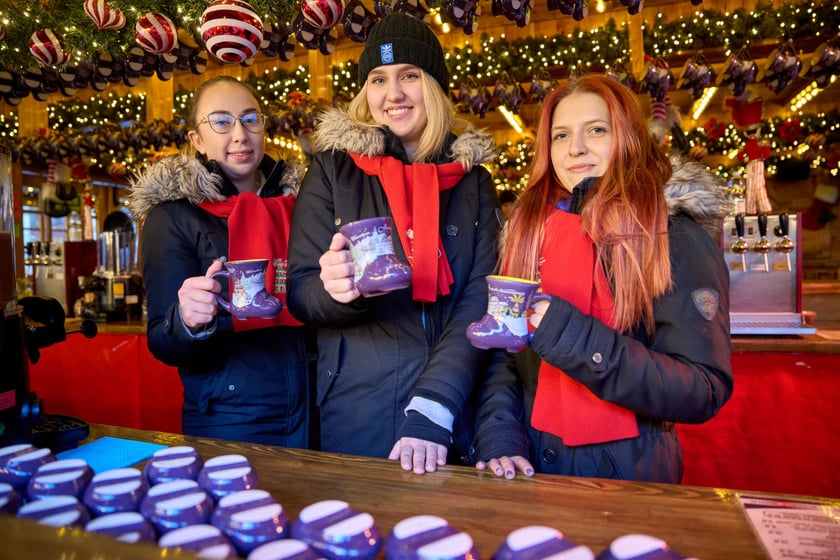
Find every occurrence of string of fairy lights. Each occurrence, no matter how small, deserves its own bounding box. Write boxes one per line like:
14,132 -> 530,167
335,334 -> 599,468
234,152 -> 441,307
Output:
0,0 -> 838,185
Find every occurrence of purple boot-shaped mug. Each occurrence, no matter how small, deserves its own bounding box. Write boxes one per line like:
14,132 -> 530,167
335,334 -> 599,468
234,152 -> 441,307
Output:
466,275 -> 549,352
212,258 -> 282,319
339,216 -> 412,298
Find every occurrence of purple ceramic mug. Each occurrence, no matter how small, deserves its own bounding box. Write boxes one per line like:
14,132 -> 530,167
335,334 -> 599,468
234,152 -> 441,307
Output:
339,216 -> 412,298
212,258 -> 282,319
466,275 -> 550,352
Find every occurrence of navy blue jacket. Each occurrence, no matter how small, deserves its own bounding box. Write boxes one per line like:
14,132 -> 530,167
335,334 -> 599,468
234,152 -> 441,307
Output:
131,154 -> 310,447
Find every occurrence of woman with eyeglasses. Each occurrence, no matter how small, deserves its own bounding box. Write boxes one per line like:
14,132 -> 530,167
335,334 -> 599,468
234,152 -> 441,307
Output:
129,76 -> 310,447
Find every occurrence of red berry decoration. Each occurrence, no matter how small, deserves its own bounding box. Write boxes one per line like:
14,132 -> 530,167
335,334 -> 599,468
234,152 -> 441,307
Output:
301,0 -> 346,30
200,0 -> 264,64
29,29 -> 69,67
84,0 -> 126,31
135,12 -> 178,55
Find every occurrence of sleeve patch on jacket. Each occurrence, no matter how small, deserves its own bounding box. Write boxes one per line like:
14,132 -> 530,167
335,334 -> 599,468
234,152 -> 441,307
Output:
692,288 -> 719,321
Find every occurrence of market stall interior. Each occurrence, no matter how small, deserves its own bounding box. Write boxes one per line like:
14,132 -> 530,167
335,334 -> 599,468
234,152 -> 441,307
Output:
0,0 -> 839,512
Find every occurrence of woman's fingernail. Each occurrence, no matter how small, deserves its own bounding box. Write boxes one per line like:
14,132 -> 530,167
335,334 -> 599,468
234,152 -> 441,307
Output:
506,470 -> 514,479
525,468 -> 534,476
494,468 -> 503,475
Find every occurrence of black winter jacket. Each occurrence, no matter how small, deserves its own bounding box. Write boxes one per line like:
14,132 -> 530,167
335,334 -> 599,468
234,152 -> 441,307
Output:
129,154 -> 310,447
287,109 -> 500,460
472,157 -> 734,482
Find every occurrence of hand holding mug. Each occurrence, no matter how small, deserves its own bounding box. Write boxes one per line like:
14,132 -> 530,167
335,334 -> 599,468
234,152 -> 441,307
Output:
178,259 -> 224,331
466,275 -> 550,352
319,233 -> 361,303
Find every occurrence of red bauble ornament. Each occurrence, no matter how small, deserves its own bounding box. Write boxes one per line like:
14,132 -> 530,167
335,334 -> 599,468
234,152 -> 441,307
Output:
301,0 -> 346,30
84,0 -> 126,31
200,0 -> 264,64
29,29 -> 69,67
135,12 -> 178,55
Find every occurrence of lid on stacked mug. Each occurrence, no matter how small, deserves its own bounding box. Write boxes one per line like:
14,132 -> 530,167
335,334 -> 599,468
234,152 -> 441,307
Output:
17,495 -> 90,528
198,454 -> 258,502
83,467 -> 149,516
596,535 -> 693,560
139,478 -> 214,536
144,445 -> 203,485
291,500 -> 382,560
158,524 -> 236,559
211,489 -> 289,556
85,511 -> 156,543
248,539 -> 326,560
0,444 -> 56,492
26,458 -> 94,501
495,526 -> 593,560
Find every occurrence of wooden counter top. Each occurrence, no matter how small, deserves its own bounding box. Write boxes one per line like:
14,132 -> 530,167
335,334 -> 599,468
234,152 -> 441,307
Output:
3,424 -> 834,559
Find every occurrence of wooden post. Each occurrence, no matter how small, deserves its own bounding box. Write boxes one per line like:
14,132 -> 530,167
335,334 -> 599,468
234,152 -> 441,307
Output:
308,49 -> 333,104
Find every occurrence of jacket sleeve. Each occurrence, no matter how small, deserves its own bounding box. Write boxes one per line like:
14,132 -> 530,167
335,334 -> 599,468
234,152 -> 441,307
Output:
470,348 -> 532,462
142,203 -> 232,367
286,152 -> 371,327
530,218 -> 733,424
402,167 -> 502,427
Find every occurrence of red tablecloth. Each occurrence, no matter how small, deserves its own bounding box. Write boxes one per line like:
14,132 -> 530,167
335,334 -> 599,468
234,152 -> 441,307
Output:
679,352 -> 840,499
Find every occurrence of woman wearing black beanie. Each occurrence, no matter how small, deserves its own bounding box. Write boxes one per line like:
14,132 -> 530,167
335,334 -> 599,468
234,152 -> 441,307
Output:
287,13 -> 501,474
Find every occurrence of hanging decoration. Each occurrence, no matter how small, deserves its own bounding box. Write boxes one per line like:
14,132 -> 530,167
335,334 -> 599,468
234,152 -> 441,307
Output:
606,62 -> 637,92
83,0 -> 126,31
640,56 -> 673,102
716,47 -> 757,98
493,72 -> 525,114
341,0 -> 376,42
200,0 -> 264,64
676,53 -> 716,100
135,12 -> 178,55
528,70 -> 557,102
801,36 -> 840,88
444,0 -> 481,33
547,0 -> 587,22
758,40 -> 803,94
29,29 -> 69,67
301,0 -> 346,30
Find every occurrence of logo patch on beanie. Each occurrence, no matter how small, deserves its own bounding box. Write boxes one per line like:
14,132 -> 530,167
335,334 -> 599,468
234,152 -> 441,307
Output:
380,43 -> 394,65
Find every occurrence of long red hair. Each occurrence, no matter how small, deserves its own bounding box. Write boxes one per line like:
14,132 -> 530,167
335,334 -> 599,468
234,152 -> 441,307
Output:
500,74 -> 673,334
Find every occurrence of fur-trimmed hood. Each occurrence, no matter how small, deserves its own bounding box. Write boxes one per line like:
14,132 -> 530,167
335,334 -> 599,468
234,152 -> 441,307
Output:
664,155 -> 728,238
127,154 -> 302,224
313,107 -> 498,168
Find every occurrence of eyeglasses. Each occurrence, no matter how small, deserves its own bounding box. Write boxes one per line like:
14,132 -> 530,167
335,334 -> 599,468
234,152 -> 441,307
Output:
197,111 -> 266,134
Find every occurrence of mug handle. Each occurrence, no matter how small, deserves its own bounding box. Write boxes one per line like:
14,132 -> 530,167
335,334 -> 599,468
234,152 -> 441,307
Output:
210,270 -> 233,314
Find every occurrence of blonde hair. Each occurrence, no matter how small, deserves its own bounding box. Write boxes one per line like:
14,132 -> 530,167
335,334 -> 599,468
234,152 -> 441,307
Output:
348,70 -> 454,163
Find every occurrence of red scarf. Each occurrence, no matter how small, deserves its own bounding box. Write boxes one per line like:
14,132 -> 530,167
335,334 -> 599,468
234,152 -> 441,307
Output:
199,192 -> 302,331
350,153 -> 465,302
530,209 -> 639,446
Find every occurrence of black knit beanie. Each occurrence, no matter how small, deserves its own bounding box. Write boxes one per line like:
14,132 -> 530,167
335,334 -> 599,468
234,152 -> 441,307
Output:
358,13 -> 449,93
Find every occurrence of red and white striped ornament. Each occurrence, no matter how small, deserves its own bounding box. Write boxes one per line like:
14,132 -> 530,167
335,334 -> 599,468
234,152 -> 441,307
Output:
200,0 -> 264,64
84,0 -> 126,31
301,0 -> 346,30
29,29 -> 69,66
135,12 -> 178,55
0,23 -> 5,41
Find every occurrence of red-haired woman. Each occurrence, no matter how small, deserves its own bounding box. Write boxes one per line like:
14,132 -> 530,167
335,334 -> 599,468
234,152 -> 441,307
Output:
472,74 -> 733,482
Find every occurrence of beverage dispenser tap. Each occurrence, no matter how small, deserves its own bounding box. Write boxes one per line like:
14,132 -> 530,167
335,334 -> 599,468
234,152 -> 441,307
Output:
731,213 -> 749,271
753,213 -> 771,272
775,213 -> 794,271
